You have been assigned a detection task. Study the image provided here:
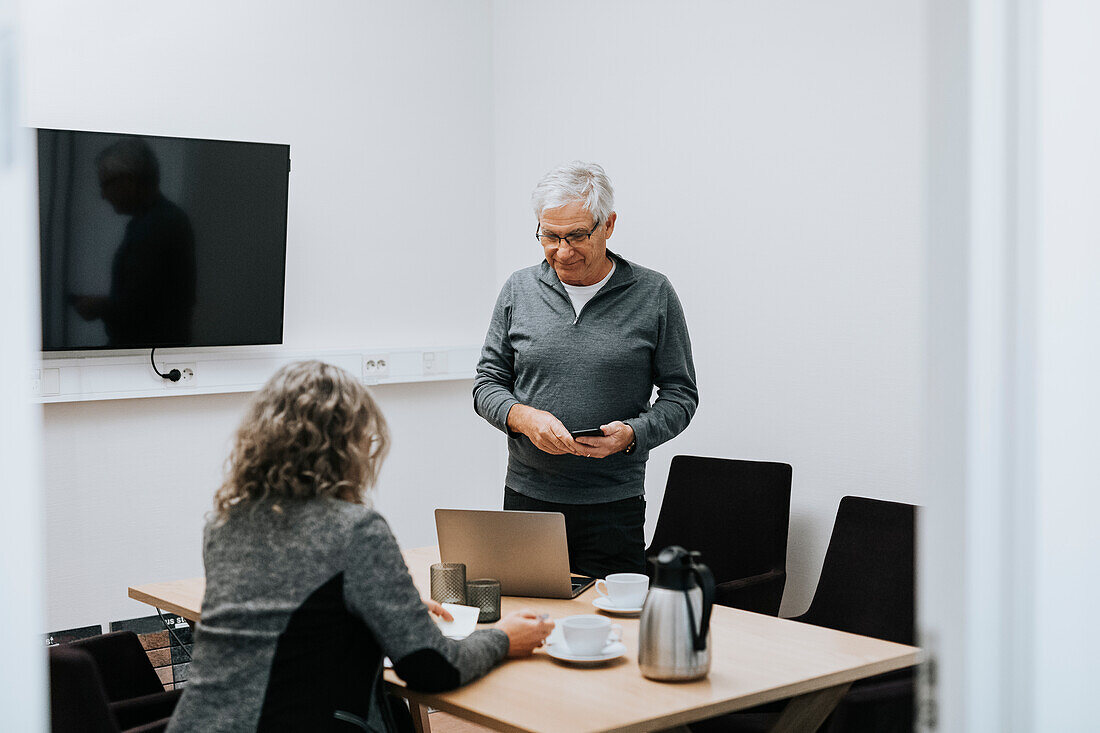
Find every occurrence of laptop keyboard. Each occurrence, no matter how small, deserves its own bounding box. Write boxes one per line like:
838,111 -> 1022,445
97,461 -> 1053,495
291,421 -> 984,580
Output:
570,576 -> 596,596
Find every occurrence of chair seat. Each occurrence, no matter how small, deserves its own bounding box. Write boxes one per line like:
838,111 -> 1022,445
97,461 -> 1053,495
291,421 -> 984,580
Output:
111,689 -> 183,730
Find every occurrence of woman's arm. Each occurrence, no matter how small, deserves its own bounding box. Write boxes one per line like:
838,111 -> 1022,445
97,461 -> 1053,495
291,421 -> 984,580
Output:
344,512 -> 509,692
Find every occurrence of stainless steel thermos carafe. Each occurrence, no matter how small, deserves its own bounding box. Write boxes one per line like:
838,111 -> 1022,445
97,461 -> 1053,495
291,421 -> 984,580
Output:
638,546 -> 716,681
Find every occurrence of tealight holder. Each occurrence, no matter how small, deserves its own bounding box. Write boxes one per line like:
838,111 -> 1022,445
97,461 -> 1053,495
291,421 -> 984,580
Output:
430,563 -> 467,605
465,578 -> 501,623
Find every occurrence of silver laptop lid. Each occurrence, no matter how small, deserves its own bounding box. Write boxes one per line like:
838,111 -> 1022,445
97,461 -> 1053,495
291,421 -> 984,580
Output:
435,508 -> 574,598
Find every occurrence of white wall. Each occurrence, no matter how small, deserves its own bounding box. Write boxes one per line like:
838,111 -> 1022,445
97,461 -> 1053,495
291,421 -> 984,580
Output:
1,0 -> 47,727
25,0 -> 499,351
26,0 -> 507,631
1033,0 -> 1100,726
491,0 -> 925,615
919,1 -> 1100,729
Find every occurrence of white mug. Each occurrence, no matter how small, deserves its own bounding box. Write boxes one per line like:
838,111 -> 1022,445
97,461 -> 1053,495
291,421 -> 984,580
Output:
560,614 -> 622,655
596,572 -> 650,609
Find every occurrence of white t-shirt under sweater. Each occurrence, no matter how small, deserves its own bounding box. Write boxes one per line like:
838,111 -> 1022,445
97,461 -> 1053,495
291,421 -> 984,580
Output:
561,259 -> 615,318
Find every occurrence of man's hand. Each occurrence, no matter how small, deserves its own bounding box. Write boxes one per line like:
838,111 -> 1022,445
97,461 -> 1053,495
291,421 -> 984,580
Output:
573,421 -> 635,458
507,404 -> 582,455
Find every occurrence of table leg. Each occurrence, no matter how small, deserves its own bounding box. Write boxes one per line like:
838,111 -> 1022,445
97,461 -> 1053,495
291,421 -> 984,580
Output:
768,682 -> 852,733
409,701 -> 432,733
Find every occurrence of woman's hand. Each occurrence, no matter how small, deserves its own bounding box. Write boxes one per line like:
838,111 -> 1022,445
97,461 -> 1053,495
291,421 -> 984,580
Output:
495,609 -> 555,657
423,598 -> 454,622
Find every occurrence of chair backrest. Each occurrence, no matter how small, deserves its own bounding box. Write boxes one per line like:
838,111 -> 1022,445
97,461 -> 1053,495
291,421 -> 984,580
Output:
648,456 -> 792,585
69,631 -> 164,701
48,646 -> 119,733
799,495 -> 916,645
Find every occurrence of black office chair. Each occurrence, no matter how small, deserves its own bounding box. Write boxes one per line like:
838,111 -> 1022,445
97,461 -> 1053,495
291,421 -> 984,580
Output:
790,496 -> 915,642
48,647 -> 119,733
647,456 -> 792,616
690,495 -> 917,733
787,495 -> 916,733
49,631 -> 181,733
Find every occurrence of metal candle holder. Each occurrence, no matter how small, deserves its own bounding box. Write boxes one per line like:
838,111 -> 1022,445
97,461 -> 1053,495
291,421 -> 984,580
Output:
430,563 -> 467,605
465,578 -> 501,623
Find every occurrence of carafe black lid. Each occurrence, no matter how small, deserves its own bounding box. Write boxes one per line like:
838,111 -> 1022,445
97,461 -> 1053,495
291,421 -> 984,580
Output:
650,545 -> 700,590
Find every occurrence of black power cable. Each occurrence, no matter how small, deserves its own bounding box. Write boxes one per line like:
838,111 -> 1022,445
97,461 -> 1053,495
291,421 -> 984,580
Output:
150,347 -> 182,382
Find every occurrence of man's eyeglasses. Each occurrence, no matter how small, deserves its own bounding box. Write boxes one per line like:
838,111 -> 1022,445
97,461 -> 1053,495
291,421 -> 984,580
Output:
535,220 -> 601,247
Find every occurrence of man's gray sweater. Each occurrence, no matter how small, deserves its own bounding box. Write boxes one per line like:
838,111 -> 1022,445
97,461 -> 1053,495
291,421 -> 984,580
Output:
474,251 -> 698,504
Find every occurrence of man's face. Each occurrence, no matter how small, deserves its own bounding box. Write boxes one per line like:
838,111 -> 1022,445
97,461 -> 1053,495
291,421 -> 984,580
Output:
538,199 -> 617,286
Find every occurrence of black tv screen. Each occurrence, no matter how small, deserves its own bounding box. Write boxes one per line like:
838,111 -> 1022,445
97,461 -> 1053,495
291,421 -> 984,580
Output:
37,128 -> 289,351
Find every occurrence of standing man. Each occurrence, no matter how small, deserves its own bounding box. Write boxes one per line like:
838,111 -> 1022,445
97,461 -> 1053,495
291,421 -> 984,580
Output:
474,161 -> 698,579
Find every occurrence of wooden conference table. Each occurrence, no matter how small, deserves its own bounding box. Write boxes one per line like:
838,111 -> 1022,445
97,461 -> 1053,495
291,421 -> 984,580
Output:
129,547 -> 920,733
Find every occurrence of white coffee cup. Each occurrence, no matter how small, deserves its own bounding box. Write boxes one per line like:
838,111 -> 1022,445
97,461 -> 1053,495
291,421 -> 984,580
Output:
595,572 -> 650,608
560,614 -> 622,655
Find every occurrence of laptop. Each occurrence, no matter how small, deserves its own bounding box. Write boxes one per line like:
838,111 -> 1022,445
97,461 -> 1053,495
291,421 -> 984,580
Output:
435,509 -> 597,599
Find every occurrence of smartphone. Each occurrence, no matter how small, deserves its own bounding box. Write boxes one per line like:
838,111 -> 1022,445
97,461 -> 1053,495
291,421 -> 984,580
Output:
570,427 -> 605,438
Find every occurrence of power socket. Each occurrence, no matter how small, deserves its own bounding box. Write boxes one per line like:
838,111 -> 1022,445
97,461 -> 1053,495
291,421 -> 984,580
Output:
363,356 -> 390,384
165,363 -> 196,386
422,351 -> 449,375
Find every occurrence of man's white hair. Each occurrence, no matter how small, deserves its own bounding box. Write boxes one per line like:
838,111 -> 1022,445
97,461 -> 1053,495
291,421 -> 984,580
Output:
531,161 -> 615,225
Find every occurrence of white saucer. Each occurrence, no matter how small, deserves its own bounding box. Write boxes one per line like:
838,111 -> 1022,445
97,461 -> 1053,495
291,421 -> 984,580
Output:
593,596 -> 643,616
544,627 -> 627,665
545,640 -> 627,665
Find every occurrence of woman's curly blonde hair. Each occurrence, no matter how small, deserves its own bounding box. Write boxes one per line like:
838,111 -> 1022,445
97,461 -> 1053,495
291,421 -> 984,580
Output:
213,360 -> 389,521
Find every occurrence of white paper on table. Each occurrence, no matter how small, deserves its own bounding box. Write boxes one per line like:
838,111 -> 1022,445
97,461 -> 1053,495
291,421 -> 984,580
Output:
435,603 -> 480,640
384,603 -> 480,669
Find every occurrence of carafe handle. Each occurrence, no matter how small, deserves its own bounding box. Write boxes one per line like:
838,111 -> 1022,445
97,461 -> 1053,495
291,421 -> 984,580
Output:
689,557 -> 715,652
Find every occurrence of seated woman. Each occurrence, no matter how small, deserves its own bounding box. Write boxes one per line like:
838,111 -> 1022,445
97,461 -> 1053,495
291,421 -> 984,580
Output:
168,361 -> 553,732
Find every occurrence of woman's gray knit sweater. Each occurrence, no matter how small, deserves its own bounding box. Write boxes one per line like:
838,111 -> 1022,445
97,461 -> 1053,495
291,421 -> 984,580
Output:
167,498 -> 509,733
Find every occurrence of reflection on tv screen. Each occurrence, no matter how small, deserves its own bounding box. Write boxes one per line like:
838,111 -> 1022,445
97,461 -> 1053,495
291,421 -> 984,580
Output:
38,129 -> 289,351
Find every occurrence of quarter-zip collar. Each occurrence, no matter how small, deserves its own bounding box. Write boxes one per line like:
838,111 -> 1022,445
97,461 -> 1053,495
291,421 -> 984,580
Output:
538,249 -> 637,304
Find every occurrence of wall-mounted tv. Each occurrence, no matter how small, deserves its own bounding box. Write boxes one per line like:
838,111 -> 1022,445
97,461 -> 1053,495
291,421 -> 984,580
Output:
37,128 -> 290,351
